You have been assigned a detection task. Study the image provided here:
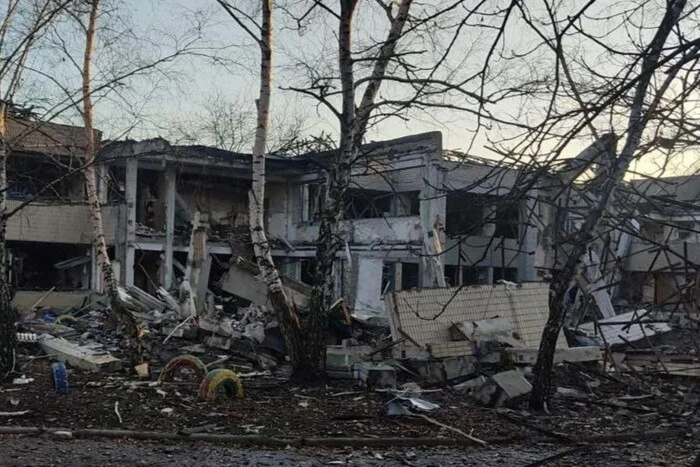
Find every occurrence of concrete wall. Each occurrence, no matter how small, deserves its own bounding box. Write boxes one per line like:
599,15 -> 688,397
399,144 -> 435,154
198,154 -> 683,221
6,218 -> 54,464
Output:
6,201 -> 122,245
290,216 -> 422,245
624,239 -> 700,272
177,180 -> 248,226
354,257 -> 385,315
266,182 -> 291,238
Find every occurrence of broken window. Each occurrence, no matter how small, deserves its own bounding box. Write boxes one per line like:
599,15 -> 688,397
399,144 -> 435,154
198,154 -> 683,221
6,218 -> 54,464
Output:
640,220 -> 664,241
674,220 -> 696,241
445,192 -> 485,237
462,266 -> 489,285
395,191 -> 420,216
401,262 -> 420,290
444,265 -> 459,287
8,154 -> 84,201
445,265 -> 489,286
345,189 -> 394,219
381,262 -> 396,294
300,258 -> 318,285
494,203 -> 520,239
493,267 -> 518,283
9,241 -> 90,290
301,183 -> 324,223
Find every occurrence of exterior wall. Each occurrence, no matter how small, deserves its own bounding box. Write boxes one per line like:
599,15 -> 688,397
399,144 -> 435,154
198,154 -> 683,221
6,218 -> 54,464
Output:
625,239 -> 700,272
290,216 -> 422,244
354,257 -> 385,315
266,182 -> 291,238
6,200 -> 122,245
177,180 -> 248,227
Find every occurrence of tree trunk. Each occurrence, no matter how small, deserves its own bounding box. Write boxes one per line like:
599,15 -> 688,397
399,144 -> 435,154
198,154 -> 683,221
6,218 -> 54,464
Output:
0,105 -> 16,376
245,0 -> 303,374
81,0 -> 141,358
304,0 -> 413,380
301,0 -> 359,380
529,0 -> 687,411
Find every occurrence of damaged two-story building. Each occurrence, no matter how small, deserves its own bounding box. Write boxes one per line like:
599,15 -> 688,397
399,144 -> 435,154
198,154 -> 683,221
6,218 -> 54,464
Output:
6,114 -> 696,320
6,118 -> 540,317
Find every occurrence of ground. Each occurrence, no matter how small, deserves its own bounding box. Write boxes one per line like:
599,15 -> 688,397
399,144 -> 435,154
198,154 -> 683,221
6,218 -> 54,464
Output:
2,331 -> 699,466
0,437 -> 697,466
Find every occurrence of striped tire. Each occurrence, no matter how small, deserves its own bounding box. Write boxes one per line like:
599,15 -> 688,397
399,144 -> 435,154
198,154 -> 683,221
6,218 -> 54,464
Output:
198,369 -> 244,402
51,362 -> 68,395
158,355 -> 207,384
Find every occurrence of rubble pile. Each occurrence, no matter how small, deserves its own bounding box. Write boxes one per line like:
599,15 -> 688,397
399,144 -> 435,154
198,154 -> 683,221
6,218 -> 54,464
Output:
4,274 -> 699,457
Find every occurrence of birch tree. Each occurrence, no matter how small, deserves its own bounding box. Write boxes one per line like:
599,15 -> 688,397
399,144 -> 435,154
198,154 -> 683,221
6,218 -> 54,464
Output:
79,0 -> 141,356
273,0 -> 413,378
215,0 -> 305,368
0,0 -> 74,375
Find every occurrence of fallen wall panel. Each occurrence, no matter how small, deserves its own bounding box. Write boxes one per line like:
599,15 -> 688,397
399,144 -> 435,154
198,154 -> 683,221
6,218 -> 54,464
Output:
387,282 -> 566,358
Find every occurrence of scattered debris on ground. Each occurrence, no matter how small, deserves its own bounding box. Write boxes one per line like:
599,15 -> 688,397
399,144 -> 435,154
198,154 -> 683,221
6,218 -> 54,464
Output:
3,276 -> 699,464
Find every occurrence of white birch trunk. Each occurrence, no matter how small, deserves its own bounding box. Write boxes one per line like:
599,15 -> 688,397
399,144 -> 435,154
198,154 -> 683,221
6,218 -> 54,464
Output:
246,0 -> 304,370
81,0 -> 140,351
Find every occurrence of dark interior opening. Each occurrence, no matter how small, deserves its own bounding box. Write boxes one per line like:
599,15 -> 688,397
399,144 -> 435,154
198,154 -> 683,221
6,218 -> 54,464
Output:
10,241 -> 89,290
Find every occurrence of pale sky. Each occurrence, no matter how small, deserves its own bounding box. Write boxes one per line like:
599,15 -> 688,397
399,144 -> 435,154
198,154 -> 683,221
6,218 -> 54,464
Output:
13,0 -> 700,177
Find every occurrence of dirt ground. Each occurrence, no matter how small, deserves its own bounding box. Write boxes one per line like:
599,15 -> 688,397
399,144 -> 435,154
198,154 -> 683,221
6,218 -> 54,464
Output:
1,332 -> 699,466
0,436 -> 697,466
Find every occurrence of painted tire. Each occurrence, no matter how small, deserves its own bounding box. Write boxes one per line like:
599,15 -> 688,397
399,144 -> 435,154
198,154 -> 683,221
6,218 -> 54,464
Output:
56,314 -> 77,325
51,362 -> 68,395
158,355 -> 208,384
198,369 -> 244,402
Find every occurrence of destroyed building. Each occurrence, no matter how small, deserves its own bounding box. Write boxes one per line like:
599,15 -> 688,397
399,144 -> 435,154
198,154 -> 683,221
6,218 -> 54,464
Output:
90,131 -> 544,319
5,116 -> 697,322
624,175 -> 700,310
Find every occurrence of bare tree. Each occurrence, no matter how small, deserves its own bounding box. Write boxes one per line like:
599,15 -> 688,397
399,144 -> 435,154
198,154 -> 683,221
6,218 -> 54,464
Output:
526,0 -> 691,410
214,0 -> 306,369
169,90 -> 308,153
79,0 -> 141,356
0,0 -> 75,376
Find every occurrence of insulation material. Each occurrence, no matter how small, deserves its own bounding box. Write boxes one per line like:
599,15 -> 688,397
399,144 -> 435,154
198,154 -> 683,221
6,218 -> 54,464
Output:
577,310 -> 672,346
386,282 -> 566,358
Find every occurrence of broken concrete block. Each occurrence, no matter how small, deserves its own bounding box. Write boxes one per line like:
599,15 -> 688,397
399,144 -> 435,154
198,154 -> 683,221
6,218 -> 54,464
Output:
354,362 -> 396,389
161,324 -> 198,340
205,336 -> 231,350
413,356 -> 477,384
198,317 -> 233,337
493,370 -> 532,398
504,346 -> 601,365
443,356 -> 477,381
453,375 -> 488,394
326,345 -> 374,379
39,336 -> 121,372
474,370 -> 532,407
326,345 -> 372,366
450,317 -> 523,347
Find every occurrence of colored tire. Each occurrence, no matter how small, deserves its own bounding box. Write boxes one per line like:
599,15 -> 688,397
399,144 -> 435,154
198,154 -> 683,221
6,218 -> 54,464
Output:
158,355 -> 207,384
198,369 -> 244,402
51,362 -> 68,395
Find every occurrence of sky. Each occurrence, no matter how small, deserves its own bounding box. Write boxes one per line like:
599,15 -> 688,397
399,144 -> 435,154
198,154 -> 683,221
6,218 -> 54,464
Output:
12,0 -> 700,178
